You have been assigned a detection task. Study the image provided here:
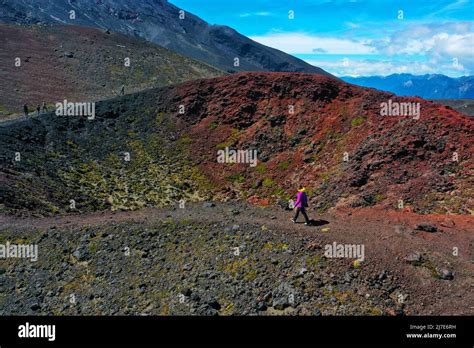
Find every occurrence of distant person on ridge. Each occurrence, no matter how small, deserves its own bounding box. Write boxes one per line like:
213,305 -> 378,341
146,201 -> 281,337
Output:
36,104 -> 40,116
23,104 -> 28,117
291,185 -> 311,225
42,101 -> 48,113
120,84 -> 125,96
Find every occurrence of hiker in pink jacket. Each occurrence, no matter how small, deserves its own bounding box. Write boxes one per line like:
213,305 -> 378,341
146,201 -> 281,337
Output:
291,185 -> 311,225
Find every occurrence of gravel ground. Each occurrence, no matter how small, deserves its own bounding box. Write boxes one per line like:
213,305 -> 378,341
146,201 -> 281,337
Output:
0,202 -> 472,316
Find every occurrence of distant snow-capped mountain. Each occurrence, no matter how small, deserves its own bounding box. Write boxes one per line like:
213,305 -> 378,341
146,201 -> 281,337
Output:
341,74 -> 474,99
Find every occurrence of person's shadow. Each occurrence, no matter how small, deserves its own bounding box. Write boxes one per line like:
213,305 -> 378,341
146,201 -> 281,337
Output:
308,219 -> 329,226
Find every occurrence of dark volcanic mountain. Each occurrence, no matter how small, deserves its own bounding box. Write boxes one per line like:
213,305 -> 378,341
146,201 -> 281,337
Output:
0,0 -> 331,75
0,23 -> 223,118
1,73 -> 472,216
434,99 -> 474,116
342,74 -> 474,99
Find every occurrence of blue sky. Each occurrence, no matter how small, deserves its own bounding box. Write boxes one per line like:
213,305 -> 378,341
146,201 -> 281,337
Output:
171,0 -> 474,77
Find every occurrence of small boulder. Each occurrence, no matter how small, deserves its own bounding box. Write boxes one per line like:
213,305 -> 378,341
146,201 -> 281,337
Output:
202,296 -> 221,310
404,252 -> 422,264
277,199 -> 290,210
30,303 -> 40,311
256,301 -> 267,311
438,268 -> 454,280
415,224 -> 437,233
299,267 -> 308,276
268,115 -> 285,127
72,248 -> 88,261
298,129 -> 308,135
273,297 -> 290,310
182,288 -> 192,297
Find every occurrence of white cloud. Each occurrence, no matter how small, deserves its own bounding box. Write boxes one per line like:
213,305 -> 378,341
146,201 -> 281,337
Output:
305,58 -> 468,77
250,22 -> 473,76
429,0 -> 470,17
239,12 -> 272,18
345,22 -> 360,29
249,33 -> 376,54
430,32 -> 474,61
370,22 -> 474,73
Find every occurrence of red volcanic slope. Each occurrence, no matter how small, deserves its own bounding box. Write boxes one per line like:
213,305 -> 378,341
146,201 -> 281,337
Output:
0,24 -> 222,117
164,72 -> 473,214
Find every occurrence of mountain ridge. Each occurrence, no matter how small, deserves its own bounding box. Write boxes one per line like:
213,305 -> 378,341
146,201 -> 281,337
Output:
0,0 -> 332,76
341,74 -> 474,99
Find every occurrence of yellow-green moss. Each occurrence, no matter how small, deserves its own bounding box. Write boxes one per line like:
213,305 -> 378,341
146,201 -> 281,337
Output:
351,116 -> 365,127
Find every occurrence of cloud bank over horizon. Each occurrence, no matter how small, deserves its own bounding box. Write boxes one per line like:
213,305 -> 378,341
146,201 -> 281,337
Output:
250,22 -> 473,77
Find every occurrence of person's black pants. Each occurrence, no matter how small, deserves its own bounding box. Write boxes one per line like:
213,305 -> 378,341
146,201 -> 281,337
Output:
294,207 -> 310,223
